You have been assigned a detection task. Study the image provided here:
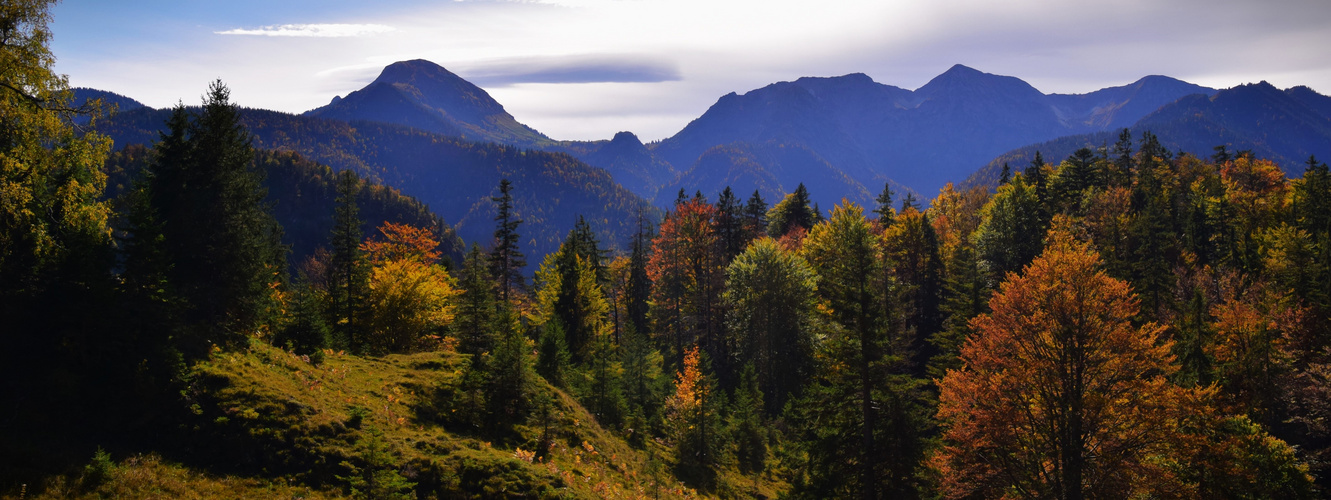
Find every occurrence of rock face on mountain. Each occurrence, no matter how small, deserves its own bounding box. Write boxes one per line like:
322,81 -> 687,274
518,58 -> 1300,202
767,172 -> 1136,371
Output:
969,82 -> 1331,186
652,64 -> 1218,203
305,59 -> 550,147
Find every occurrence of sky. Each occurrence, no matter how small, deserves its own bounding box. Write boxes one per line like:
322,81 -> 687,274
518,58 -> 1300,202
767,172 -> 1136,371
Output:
51,0 -> 1331,142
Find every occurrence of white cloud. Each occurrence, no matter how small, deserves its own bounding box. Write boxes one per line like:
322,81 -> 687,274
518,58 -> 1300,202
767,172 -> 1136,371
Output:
216,23 -> 395,38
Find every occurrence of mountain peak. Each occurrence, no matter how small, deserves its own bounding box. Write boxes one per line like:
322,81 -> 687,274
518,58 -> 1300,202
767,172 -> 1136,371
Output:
916,64 -> 1043,101
304,59 -> 548,146
374,59 -> 463,85
610,131 -> 642,145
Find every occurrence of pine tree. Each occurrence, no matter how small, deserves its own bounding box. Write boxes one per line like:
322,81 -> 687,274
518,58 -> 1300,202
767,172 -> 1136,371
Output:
730,364 -> 767,474
149,81 -> 285,353
714,186 -> 746,263
455,244 -> 497,356
489,179 -> 525,303
874,182 -> 896,227
743,190 -> 769,242
767,183 -> 815,238
328,169 -> 370,352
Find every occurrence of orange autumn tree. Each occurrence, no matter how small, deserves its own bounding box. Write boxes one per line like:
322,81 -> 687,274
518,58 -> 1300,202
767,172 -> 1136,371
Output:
665,345 -> 720,486
933,218 -> 1313,499
935,218 -> 1193,498
360,222 -> 457,353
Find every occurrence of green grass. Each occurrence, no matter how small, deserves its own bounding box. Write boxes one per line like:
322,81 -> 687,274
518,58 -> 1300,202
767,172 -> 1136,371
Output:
178,341 -> 703,499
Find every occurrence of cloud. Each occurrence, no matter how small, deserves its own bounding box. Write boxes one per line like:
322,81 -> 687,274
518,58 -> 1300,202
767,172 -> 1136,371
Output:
455,54 -> 681,86
215,23 -> 395,37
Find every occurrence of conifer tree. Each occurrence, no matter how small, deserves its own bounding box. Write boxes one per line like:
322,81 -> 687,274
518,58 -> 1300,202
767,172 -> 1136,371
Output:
537,320 -> 570,388
767,183 -> 815,238
874,182 -> 896,227
794,202 -> 929,499
743,190 -> 769,241
149,81 -> 285,352
730,363 -> 767,474
489,179 -> 525,303
328,169 -> 370,351
714,186 -> 746,263
620,322 -> 667,442
455,244 -> 497,356
626,211 -> 654,337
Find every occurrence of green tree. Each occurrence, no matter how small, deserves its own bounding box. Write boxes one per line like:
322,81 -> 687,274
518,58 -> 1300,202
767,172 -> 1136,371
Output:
489,178 -> 525,303
148,81 -> 286,353
328,169 -> 371,351
975,174 -> 1045,288
454,244 -> 497,356
730,363 -> 768,474
873,182 -> 896,227
793,202 -> 929,499
767,183 -> 815,238
743,189 -> 769,242
724,237 -> 818,416
536,320 -> 570,388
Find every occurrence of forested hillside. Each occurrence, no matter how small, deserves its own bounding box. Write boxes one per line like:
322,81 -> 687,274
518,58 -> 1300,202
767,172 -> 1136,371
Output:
5,1 -> 1331,499
93,105 -> 654,268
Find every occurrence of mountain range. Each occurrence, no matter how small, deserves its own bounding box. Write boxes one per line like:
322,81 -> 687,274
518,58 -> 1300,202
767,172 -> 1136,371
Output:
80,60 -> 1331,266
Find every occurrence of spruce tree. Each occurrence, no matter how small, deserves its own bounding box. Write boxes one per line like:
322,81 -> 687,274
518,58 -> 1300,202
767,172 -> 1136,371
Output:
626,211 -> 654,337
489,179 -> 525,303
874,182 -> 895,227
329,169 -> 370,352
456,244 -> 497,356
742,190 -> 769,242
714,187 -> 746,263
149,81 -> 284,353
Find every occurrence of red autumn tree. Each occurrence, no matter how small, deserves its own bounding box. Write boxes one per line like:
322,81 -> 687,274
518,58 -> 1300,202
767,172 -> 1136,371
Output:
647,199 -> 721,363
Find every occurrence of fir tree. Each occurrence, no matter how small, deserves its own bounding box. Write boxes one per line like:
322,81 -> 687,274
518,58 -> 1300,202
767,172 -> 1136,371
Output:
149,81 -> 285,353
489,179 -> 525,303
874,182 -> 896,227
455,244 -> 497,356
328,169 -> 370,352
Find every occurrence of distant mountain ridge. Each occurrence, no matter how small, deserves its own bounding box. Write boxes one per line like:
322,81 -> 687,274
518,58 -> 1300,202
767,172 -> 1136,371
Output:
652,64 -> 1218,205
968,81 -> 1331,186
291,60 -> 1234,209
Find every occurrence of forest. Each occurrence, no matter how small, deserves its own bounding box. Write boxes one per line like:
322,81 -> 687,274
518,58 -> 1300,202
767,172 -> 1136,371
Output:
3,1 -> 1330,499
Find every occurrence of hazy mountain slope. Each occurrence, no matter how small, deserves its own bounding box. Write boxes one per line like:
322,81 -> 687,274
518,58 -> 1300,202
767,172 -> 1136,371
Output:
94,106 -> 654,268
102,144 -> 461,268
968,82 -> 1331,186
553,132 -> 678,198
653,141 -> 878,210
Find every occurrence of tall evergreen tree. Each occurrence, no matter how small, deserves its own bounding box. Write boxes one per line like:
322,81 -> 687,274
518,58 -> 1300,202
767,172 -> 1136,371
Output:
626,211 -> 654,337
794,202 -> 929,499
714,186 -> 746,263
328,169 -> 371,351
742,190 -> 769,242
767,183 -> 815,238
874,182 -> 896,227
149,81 -> 285,353
489,179 -> 525,303
455,244 -> 497,356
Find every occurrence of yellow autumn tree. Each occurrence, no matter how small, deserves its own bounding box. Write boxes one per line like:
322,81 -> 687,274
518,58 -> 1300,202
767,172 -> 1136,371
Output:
361,222 -> 457,353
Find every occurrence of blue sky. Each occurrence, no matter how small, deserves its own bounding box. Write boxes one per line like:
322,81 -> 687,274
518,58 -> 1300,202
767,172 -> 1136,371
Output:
52,0 -> 1331,142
